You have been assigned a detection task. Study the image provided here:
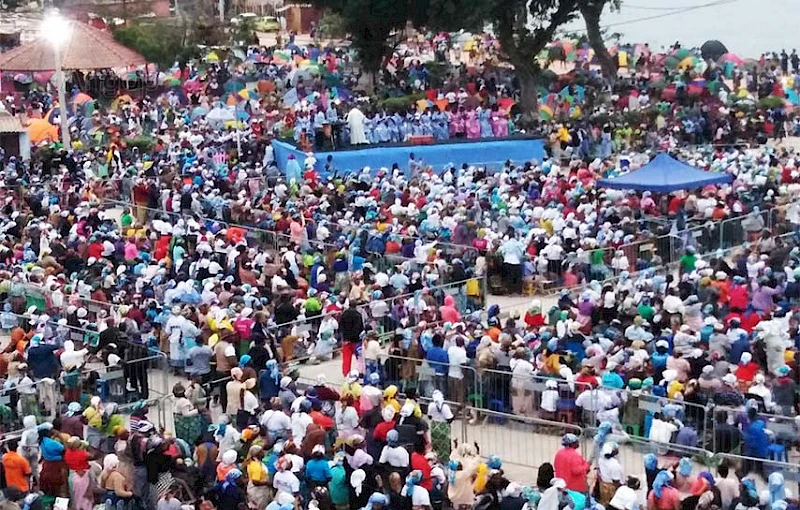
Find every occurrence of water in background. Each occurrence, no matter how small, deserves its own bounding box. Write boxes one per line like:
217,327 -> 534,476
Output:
561,0 -> 799,58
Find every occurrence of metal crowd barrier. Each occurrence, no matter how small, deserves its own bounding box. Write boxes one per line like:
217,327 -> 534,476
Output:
458,407 -> 586,484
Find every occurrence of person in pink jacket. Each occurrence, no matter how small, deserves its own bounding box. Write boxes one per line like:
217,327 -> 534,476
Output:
553,433 -> 590,493
439,294 -> 462,324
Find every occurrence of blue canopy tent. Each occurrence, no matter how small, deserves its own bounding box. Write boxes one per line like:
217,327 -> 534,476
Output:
596,153 -> 733,192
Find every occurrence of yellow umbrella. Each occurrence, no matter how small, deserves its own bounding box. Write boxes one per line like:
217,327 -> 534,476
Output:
206,51 -> 220,62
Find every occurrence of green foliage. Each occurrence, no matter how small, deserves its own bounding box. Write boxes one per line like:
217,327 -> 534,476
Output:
125,136 -> 156,153
113,20 -> 199,69
759,96 -> 785,109
317,10 -> 347,39
232,17 -> 258,46
424,61 -> 448,89
377,92 -> 426,112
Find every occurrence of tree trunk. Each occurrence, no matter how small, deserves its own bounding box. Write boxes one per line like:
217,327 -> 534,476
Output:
516,65 -> 539,127
581,3 -> 617,83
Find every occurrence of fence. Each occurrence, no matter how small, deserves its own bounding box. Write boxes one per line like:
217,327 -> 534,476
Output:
458,407 -> 586,483
457,406 -> 797,491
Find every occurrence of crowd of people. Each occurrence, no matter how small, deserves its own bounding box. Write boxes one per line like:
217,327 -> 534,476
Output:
2,15 -> 800,510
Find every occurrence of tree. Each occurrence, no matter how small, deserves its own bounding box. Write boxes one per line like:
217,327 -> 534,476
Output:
312,0 -> 411,88
578,0 -> 619,83
483,0 -> 579,122
113,20 -> 200,69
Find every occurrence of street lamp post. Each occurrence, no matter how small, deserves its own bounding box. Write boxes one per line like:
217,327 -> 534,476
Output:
41,14 -> 71,150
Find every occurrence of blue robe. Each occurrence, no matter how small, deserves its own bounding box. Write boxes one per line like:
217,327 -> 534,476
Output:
387,118 -> 400,143
285,158 -> 302,183
479,109 -> 493,138
375,119 -> 391,143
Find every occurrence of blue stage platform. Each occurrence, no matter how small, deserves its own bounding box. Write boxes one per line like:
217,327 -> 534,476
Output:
272,138 -> 546,177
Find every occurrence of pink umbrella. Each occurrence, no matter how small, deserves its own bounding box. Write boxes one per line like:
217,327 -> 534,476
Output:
717,52 -> 744,66
184,79 -> 203,93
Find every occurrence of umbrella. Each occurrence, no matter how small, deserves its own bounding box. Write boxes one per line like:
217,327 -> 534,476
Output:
700,40 -> 727,62
539,104 -> 554,120
672,48 -> 693,60
191,106 -> 209,119
291,68 -> 317,86
435,99 -> 449,112
282,88 -> 299,107
786,89 -> 800,105
184,79 -> 203,93
161,76 -> 182,87
73,92 -> 92,105
498,98 -> 516,112
205,51 -> 220,62
257,80 -> 275,94
223,93 -> 239,106
717,52 -> 744,67
33,71 -> 54,84
238,89 -> 258,100
223,79 -> 246,93
45,107 -> 61,125
27,118 -> 58,144
13,73 -> 31,84
677,56 -> 697,71
206,106 -> 235,126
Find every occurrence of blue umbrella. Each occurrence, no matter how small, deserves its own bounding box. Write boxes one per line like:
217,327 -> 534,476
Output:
786,89 -> 799,105
282,88 -> 299,107
191,106 -> 209,119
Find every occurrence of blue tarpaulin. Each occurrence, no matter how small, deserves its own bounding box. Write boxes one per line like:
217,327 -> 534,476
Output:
272,138 -> 546,178
596,153 -> 733,192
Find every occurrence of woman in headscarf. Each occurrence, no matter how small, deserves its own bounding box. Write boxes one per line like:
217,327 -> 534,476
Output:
427,390 -> 454,461
39,427 -> 69,499
732,479 -> 760,510
760,472 -> 793,507
218,469 -> 246,510
214,416 -> 241,461
644,453 -> 659,493
680,473 -> 720,510
64,436 -> 93,510
401,471 -> 431,510
596,442 -> 623,505
590,421 -> 613,464
244,445 -> 271,510
378,430 -> 410,481
217,449 -> 239,482
362,492 -> 389,510
259,359 -> 282,403
647,471 -> 680,510
674,457 -> 695,495
18,415 -> 40,483
100,454 -> 133,509
537,478 -> 568,510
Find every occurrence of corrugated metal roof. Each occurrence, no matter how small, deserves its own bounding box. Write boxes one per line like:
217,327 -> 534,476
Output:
0,21 -> 146,71
0,114 -> 25,133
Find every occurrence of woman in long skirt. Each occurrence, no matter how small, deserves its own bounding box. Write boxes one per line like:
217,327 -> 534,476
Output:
65,437 -> 94,510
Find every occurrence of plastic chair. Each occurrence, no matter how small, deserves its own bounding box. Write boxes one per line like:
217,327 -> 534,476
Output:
623,422 -> 641,437
767,443 -> 789,463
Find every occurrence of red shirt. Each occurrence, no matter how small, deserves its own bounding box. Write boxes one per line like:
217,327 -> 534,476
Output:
553,447 -> 590,492
64,448 -> 90,472
309,410 -> 334,431
87,242 -> 104,260
728,285 -> 748,312
736,362 -> 759,382
410,452 -> 433,491
372,421 -> 395,442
